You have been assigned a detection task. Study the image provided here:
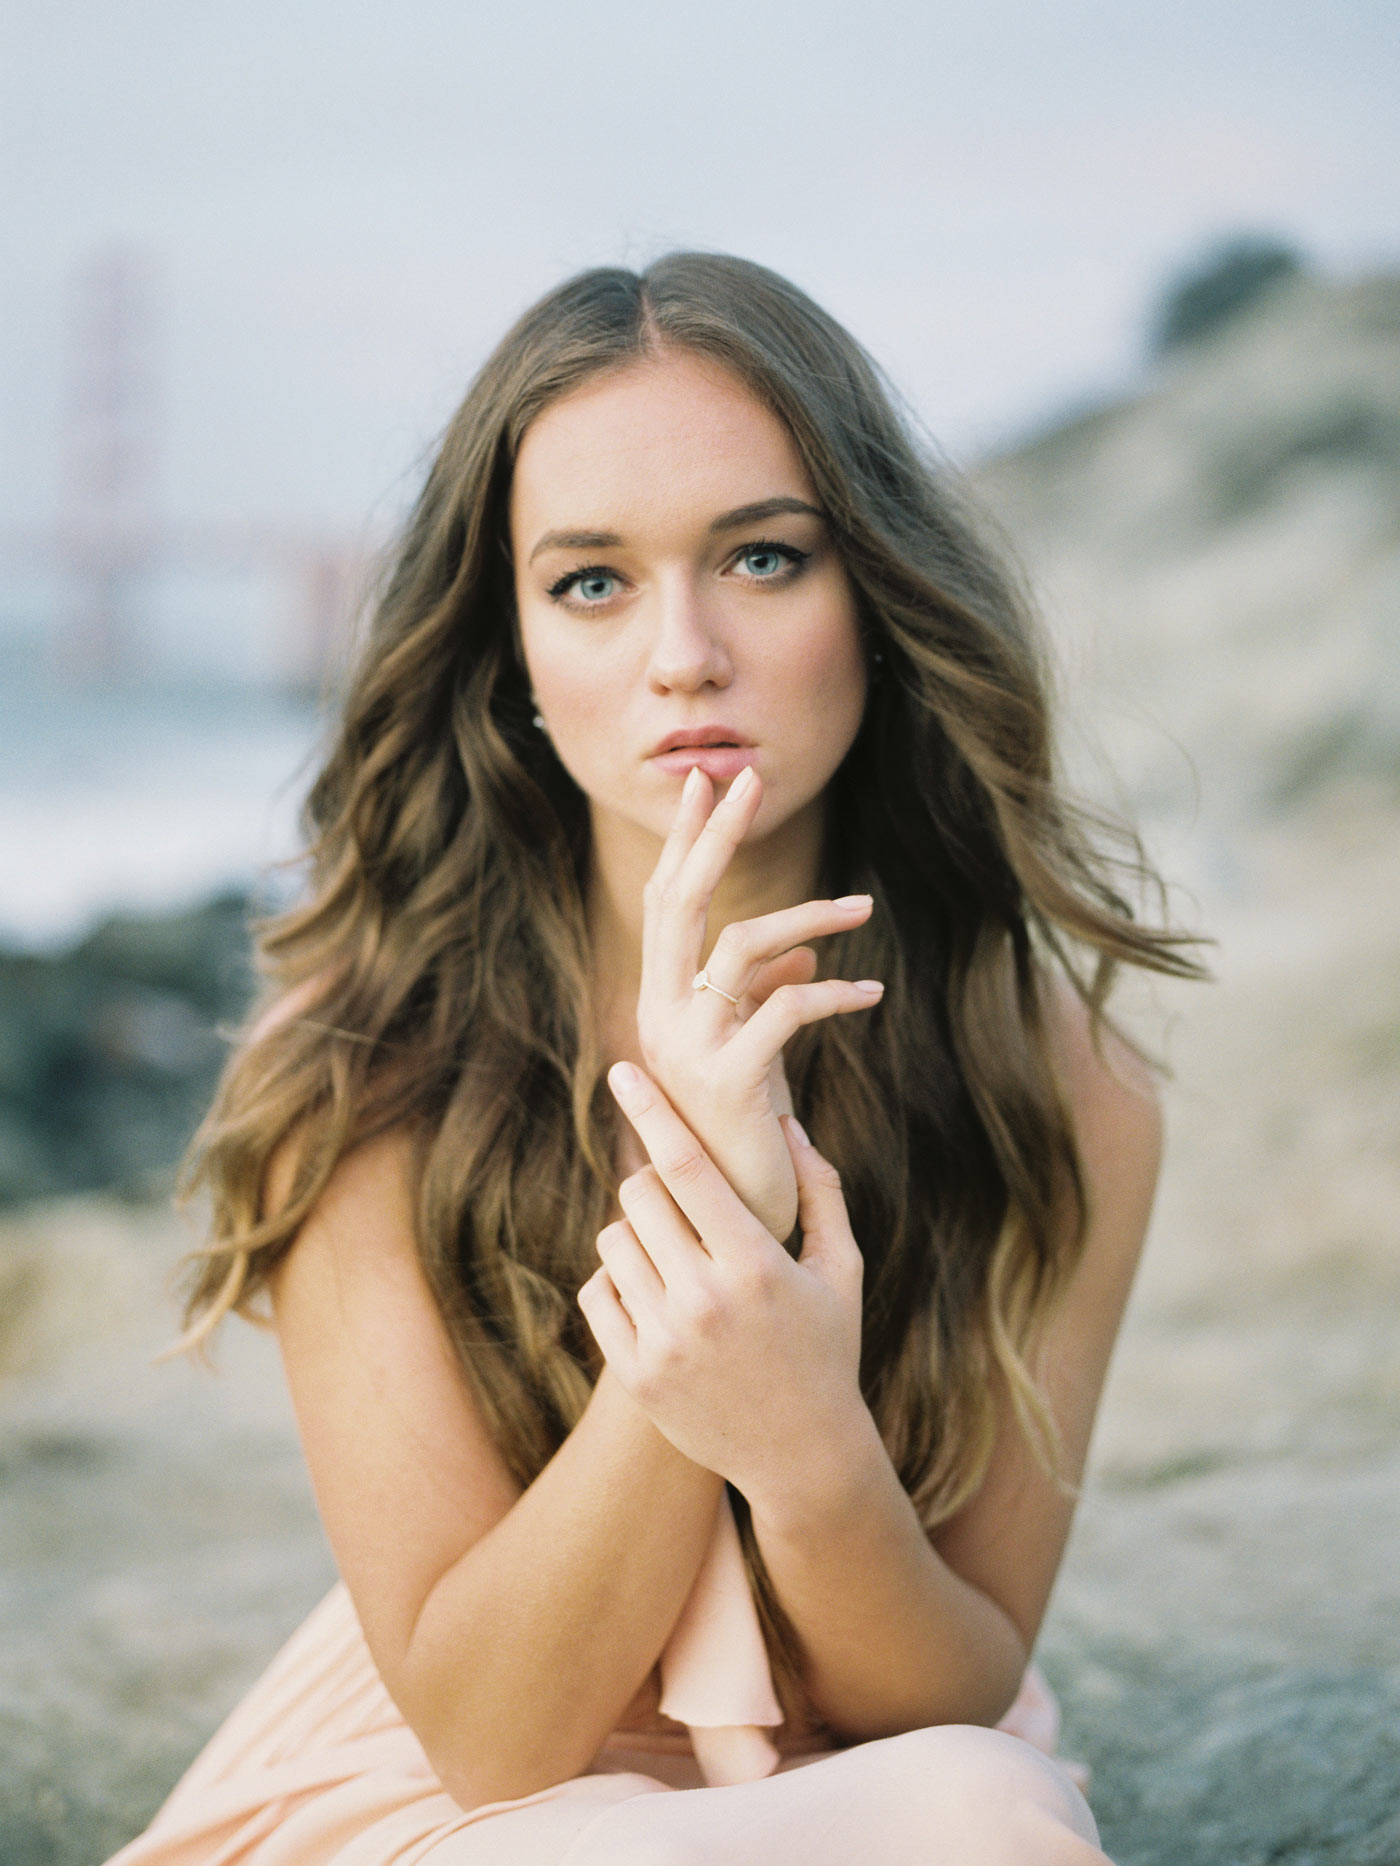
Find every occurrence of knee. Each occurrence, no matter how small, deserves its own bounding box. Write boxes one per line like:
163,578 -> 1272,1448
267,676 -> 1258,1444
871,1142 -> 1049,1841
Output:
872,1724 -> 1104,1863
561,1798 -> 695,1866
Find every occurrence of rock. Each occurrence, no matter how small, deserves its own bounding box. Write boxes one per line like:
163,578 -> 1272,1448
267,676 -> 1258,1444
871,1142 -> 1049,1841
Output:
0,1197 -> 334,1866
0,893 -> 255,1205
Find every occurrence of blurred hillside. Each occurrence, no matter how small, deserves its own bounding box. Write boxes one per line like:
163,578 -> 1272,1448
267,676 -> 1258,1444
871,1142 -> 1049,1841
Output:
976,262 -> 1400,1860
980,263 -> 1400,831
975,262 -> 1400,1347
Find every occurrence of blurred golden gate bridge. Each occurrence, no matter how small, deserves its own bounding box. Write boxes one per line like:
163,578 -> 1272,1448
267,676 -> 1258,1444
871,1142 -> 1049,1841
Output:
0,246 -> 375,692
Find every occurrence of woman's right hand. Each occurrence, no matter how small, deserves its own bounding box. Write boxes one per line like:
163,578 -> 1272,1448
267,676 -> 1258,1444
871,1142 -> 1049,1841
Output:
632,762 -> 884,1244
584,1081 -> 868,1501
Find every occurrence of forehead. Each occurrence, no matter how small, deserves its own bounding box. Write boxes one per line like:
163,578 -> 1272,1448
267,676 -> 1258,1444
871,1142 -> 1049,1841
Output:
509,350 -> 815,540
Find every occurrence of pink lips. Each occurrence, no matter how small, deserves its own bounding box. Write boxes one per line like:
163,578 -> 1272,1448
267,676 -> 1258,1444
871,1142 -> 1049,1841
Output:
648,727 -> 756,782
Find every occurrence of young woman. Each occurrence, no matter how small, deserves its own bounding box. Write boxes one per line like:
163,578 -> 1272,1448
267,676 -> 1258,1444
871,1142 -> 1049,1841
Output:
108,252 -> 1200,1865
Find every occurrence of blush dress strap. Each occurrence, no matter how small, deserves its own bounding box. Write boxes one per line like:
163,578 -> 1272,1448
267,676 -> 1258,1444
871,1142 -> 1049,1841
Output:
656,1488 -> 1087,1792
657,1489 -> 783,1786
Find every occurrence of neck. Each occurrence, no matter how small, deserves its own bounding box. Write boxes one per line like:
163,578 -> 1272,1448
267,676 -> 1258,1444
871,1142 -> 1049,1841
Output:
586,798 -> 827,1065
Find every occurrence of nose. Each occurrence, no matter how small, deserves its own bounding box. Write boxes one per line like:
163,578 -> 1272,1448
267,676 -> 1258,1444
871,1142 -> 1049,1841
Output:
645,572 -> 733,695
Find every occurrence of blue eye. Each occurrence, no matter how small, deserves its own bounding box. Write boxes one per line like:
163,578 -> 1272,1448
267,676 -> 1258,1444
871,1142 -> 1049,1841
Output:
548,566 -> 619,606
740,547 -> 785,577
733,541 -> 809,582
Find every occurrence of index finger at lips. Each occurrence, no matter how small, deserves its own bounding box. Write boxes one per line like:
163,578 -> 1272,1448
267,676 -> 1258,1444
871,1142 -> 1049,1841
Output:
645,764 -> 711,899
649,764 -> 762,996
607,1062 -> 760,1258
640,765 -> 713,996
683,764 -> 762,900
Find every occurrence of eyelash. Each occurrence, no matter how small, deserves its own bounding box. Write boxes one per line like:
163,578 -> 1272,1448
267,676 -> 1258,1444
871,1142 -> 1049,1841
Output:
545,540 -> 811,605
734,540 -> 811,582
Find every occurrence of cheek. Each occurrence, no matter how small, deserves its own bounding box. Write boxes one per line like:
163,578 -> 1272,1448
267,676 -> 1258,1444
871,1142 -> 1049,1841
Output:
519,611 -> 577,713
520,620 -> 627,769
798,604 -> 867,742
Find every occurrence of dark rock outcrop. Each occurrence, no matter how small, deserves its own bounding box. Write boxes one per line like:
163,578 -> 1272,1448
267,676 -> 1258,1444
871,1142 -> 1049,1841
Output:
0,894 -> 256,1205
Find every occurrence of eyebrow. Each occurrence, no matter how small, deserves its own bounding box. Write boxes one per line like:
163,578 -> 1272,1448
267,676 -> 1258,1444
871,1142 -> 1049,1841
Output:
527,497 -> 826,565
527,528 -> 622,564
708,497 -> 825,533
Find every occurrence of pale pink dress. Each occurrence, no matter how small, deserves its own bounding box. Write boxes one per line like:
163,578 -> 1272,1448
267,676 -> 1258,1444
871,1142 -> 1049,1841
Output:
105,1494 -> 1096,1865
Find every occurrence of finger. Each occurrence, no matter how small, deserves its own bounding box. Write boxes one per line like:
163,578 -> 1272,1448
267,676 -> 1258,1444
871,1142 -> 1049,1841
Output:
638,766 -> 716,1014
782,1116 -> 862,1280
617,1167 -> 705,1288
646,763 -> 713,899
645,763 -> 763,1000
702,894 -> 873,1005
607,1062 -> 765,1261
726,978 -> 885,1077
577,1266 -> 638,1374
596,1217 -> 668,1318
744,946 -> 817,1010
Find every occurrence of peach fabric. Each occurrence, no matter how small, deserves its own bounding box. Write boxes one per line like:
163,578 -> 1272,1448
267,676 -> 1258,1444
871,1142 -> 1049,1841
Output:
661,1491 -> 1086,1795
104,1495 -> 1087,1864
657,1491 -> 783,1784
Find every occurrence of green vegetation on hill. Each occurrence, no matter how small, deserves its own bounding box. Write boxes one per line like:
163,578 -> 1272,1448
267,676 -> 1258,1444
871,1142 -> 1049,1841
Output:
1150,234 -> 1308,356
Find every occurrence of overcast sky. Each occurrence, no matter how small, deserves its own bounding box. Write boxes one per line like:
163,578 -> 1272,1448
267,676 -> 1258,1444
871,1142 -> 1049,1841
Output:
2,0 -> 1395,540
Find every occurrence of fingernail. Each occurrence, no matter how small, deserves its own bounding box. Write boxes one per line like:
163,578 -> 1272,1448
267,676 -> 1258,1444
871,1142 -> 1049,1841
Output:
785,1115 -> 810,1147
834,894 -> 872,910
854,979 -> 884,995
682,765 -> 704,803
608,1061 -> 643,1104
729,764 -> 756,801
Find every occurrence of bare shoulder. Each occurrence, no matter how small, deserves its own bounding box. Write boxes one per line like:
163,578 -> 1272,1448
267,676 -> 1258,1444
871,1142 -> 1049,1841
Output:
263,1120 -> 417,1274
929,975 -> 1165,1644
1043,974 -> 1163,1248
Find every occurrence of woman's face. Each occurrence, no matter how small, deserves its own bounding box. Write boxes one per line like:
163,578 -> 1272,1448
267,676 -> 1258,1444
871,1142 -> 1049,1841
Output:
509,348 -> 867,860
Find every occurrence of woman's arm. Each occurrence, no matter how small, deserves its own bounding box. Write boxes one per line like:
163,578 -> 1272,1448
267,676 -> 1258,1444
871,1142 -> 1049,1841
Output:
747,1009 -> 1161,1737
268,1131 -> 724,1809
589,999 -> 1160,1741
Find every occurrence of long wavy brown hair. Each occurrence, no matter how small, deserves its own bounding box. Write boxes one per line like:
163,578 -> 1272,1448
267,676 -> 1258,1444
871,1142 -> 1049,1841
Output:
176,252 -> 1202,1694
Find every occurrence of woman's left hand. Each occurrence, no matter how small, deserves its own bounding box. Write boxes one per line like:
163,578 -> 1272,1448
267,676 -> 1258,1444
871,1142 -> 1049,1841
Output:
634,763 -> 883,1246
578,1061 -> 868,1499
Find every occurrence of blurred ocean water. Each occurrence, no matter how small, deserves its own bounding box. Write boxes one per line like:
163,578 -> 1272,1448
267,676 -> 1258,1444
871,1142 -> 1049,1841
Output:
0,669 -> 324,949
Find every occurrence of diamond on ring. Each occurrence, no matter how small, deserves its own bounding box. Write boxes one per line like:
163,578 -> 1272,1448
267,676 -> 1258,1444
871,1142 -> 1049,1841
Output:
691,969 -> 741,1007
